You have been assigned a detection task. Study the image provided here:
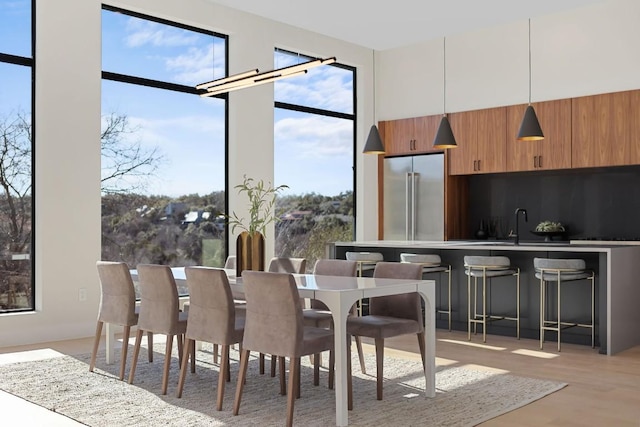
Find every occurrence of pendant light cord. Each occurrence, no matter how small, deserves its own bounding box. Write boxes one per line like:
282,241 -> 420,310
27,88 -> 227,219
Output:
373,49 -> 376,123
443,37 -> 447,115
528,18 -> 532,105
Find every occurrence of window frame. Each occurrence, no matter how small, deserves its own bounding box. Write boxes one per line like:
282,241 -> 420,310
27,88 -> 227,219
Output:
100,4 -> 231,263
273,47 -> 357,238
0,0 -> 35,313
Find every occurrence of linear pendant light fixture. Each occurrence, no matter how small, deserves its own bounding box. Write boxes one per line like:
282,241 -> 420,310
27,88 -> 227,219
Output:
517,19 -> 544,141
363,50 -> 385,154
197,56 -> 336,97
433,37 -> 457,149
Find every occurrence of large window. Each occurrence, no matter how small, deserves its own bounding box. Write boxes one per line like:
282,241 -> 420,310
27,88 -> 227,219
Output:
101,6 -> 227,283
0,0 -> 33,313
273,49 -> 355,271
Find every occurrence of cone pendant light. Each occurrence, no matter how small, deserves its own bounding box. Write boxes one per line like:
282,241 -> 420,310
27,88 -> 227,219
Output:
433,37 -> 457,149
517,19 -> 544,141
363,51 -> 385,154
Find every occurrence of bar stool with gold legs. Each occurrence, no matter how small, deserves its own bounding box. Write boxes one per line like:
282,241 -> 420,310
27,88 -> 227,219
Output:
464,256 -> 520,343
344,251 -> 383,375
534,257 -> 595,352
400,253 -> 453,331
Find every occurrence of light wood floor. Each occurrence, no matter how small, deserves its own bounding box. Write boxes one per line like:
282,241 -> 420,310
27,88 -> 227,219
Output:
1,330 -> 640,426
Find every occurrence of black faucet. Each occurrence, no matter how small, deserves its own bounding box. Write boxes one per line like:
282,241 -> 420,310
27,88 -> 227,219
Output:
514,208 -> 528,245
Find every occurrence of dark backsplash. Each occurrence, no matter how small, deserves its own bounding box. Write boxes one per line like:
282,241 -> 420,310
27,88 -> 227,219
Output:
468,165 -> 640,240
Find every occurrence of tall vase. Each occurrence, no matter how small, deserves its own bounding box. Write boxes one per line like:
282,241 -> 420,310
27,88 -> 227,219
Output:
236,231 -> 265,277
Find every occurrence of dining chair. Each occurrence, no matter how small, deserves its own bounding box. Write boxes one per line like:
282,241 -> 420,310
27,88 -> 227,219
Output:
90,261 -> 151,380
261,257 -> 307,377
346,261 -> 425,401
233,270 -> 337,427
176,267 -> 245,410
305,258 -> 365,389
128,264 -> 188,395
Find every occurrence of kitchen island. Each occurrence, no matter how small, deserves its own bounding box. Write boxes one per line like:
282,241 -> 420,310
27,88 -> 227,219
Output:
331,240 -> 640,355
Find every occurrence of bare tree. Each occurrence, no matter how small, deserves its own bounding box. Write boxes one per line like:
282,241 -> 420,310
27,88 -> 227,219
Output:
100,112 -> 164,194
0,113 -> 31,255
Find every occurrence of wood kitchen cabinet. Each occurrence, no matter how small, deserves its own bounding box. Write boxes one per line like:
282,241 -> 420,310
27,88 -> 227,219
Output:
447,107 -> 506,175
380,115 -> 441,156
506,99 -> 572,171
572,90 -> 640,168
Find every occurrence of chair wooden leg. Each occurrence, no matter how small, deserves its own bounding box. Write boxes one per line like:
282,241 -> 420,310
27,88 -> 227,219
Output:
119,325 -> 131,381
313,352 -> 320,386
286,357 -> 298,427
89,321 -> 103,373
176,337 -> 192,398
147,332 -> 153,363
161,334 -> 173,395
355,336 -> 366,374
213,343 -> 219,364
279,356 -> 286,395
217,345 -> 229,411
128,329 -> 144,384
233,349 -> 250,416
177,334 -> 183,367
375,338 -> 384,401
259,353 -> 265,374
190,340 -> 196,373
271,354 -> 277,377
295,357 -> 301,399
225,347 -> 231,382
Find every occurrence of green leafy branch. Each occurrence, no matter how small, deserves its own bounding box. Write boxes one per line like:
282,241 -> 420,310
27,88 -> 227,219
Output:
227,175 -> 288,235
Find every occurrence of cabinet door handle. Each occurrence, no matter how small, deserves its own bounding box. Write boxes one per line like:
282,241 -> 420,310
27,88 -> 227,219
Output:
411,139 -> 415,150
538,155 -> 542,168
473,160 -> 477,171
477,159 -> 481,171
533,156 -> 538,168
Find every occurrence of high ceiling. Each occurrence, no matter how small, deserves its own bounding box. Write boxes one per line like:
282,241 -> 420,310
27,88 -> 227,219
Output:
207,0 -> 605,50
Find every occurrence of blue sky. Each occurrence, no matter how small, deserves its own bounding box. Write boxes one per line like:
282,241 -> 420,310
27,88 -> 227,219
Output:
1,3 -> 354,198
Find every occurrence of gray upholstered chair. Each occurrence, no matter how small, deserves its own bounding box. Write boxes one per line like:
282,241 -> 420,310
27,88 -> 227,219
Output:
464,255 -> 520,343
224,255 -> 237,270
401,253 -> 453,331
261,257 -> 307,377
233,271 -> 337,427
128,264 -> 188,395
268,257 -> 307,274
90,261 -> 151,380
534,257 -> 595,351
346,261 -> 425,401
305,258 -> 362,388
176,267 -> 245,410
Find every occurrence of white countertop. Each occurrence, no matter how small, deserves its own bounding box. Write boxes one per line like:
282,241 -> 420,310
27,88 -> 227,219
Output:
334,240 -> 639,252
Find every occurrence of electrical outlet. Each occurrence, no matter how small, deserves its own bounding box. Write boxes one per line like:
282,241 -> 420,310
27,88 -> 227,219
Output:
78,288 -> 87,302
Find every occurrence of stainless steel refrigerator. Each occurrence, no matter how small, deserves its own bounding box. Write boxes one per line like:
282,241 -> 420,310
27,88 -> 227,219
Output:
383,153 -> 444,241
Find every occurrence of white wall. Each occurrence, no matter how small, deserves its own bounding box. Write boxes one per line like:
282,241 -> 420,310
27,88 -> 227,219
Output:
377,0 -> 640,120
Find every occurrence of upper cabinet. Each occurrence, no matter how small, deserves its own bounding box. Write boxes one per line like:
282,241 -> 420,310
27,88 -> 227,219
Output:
506,99 -> 572,172
572,90 -> 640,168
447,107 -> 506,175
380,116 -> 442,156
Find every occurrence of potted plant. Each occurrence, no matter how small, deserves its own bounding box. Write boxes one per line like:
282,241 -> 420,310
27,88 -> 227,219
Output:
227,175 -> 288,275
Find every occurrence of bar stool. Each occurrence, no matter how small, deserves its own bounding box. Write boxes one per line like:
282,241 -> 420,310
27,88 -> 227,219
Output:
345,251 -> 383,277
400,253 -> 452,331
464,256 -> 520,342
534,257 -> 595,352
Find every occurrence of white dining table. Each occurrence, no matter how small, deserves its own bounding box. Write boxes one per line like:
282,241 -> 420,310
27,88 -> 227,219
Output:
111,267 -> 436,427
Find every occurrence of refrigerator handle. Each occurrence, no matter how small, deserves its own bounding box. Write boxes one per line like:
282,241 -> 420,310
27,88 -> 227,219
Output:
405,172 -> 411,240
411,172 -> 418,240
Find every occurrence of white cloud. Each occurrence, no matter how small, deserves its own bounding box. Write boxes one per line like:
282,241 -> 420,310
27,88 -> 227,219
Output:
125,17 -> 199,48
275,116 -> 352,160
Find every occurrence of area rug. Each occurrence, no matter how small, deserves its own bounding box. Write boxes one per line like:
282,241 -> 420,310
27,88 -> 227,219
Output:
0,342 -> 566,426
